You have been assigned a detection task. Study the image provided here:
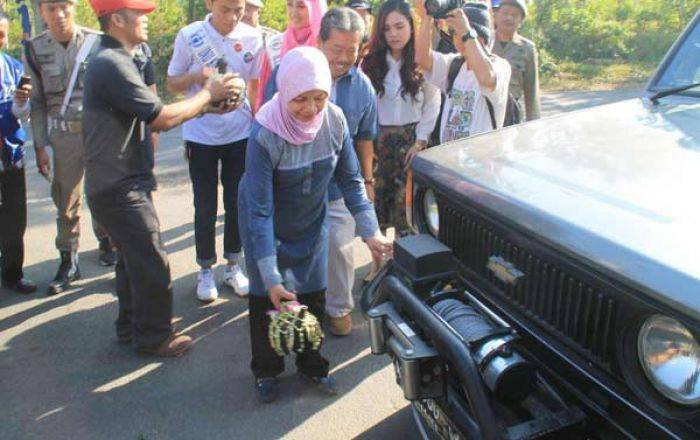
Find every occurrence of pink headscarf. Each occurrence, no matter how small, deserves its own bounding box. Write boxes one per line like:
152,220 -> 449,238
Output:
255,0 -> 327,111
256,47 -> 332,146
281,0 -> 328,57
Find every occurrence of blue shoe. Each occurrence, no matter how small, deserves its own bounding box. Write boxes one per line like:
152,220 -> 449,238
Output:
255,377 -> 278,403
300,373 -> 338,396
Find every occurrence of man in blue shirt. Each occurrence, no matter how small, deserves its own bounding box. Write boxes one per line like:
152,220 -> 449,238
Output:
263,7 -> 377,336
0,12 -> 37,293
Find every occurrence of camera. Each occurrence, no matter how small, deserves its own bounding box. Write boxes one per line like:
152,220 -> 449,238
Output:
425,0 -> 463,19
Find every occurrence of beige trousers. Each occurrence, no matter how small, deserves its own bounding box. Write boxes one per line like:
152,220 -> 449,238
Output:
49,129 -> 106,251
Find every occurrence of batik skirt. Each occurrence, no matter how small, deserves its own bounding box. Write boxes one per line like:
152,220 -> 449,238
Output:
374,123 -> 417,235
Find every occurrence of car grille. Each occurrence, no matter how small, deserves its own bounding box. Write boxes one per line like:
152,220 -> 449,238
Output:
439,201 -> 617,365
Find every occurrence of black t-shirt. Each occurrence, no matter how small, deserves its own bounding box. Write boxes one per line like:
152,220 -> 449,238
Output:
82,35 -> 163,197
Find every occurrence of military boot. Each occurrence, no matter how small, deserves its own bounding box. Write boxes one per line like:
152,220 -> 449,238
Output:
48,251 -> 81,296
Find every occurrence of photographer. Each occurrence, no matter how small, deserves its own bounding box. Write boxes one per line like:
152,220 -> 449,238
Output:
416,1 -> 510,143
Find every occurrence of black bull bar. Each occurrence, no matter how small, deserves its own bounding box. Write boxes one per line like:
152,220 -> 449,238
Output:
363,269 -> 587,440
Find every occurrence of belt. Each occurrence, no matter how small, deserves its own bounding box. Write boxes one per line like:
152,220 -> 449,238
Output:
48,117 -> 82,134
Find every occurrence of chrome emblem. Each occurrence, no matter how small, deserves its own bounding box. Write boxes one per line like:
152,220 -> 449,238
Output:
487,256 -> 524,286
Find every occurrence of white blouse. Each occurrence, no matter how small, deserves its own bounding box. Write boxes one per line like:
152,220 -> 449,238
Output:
376,53 -> 441,142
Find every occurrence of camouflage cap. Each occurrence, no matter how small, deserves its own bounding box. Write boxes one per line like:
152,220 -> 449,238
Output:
498,0 -> 528,18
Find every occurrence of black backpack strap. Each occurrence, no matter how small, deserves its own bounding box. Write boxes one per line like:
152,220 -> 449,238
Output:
484,96 -> 497,130
23,42 -> 41,80
446,55 -> 465,95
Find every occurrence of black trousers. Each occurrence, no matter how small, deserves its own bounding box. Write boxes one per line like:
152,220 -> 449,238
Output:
0,168 -> 26,284
88,189 -> 173,348
186,140 -> 246,267
249,290 -> 330,379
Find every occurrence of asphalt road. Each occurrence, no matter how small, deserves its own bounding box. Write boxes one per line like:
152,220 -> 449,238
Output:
0,87 -> 642,440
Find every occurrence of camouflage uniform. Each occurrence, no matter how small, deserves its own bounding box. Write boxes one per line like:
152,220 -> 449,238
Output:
493,33 -> 541,121
24,25 -> 107,252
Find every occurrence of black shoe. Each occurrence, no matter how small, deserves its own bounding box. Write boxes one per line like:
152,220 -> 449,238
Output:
299,373 -> 337,396
2,278 -> 38,294
47,251 -> 80,296
98,240 -> 117,267
255,377 -> 279,404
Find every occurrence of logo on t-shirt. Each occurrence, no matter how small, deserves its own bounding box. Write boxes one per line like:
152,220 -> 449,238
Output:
444,89 -> 476,141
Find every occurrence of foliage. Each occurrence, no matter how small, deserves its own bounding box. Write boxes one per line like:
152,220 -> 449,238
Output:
527,0 -> 700,63
261,0 -> 288,30
3,0 -> 698,92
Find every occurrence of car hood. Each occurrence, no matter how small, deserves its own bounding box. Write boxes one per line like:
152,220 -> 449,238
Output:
415,97 -> 700,321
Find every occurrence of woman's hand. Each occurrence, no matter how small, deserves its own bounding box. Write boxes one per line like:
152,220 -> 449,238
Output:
365,233 -> 393,262
404,140 -> 428,170
268,284 -> 297,310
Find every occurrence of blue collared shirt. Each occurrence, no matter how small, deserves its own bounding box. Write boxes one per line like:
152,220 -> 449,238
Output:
263,65 -> 378,200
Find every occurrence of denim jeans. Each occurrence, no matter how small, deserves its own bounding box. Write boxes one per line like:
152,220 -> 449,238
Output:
186,139 -> 246,267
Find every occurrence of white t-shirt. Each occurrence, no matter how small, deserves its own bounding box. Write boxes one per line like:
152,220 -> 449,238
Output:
425,51 -> 511,143
265,32 -> 284,70
168,16 -> 264,146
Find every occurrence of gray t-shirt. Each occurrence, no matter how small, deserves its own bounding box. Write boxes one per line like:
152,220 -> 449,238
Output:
83,35 -> 163,197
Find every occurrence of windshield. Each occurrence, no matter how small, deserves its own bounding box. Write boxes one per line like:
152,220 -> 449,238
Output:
653,17 -> 700,95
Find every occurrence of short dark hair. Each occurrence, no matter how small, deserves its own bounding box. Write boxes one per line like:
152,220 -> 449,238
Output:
98,13 -> 112,32
319,7 -> 365,42
98,9 -> 129,32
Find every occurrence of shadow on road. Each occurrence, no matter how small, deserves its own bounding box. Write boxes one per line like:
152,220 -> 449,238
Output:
0,244 -> 405,439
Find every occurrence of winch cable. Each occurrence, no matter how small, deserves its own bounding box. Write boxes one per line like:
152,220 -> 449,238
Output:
385,275 -> 503,440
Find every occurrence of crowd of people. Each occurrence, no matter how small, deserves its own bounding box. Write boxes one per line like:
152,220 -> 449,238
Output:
0,0 -> 540,403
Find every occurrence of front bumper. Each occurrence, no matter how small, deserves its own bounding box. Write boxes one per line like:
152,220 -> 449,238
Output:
363,265 -> 587,440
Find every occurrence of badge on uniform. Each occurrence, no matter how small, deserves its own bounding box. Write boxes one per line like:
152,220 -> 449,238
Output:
244,52 -> 253,63
234,42 -> 243,52
189,33 -> 205,48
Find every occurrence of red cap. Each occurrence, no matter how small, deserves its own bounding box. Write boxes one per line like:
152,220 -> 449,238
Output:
89,0 -> 157,16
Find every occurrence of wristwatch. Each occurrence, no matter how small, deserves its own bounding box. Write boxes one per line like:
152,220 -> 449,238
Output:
461,28 -> 477,43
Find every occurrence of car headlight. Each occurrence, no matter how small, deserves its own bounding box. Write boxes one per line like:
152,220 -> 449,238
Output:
422,189 -> 439,236
638,315 -> 700,405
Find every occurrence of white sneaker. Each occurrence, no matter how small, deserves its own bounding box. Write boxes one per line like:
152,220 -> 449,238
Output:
224,264 -> 249,297
196,268 -> 218,303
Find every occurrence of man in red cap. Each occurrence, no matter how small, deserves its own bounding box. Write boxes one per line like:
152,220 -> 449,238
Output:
83,0 -> 243,357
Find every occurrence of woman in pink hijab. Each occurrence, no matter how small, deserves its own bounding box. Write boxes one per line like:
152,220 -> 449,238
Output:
238,47 -> 392,403
255,0 -> 327,111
